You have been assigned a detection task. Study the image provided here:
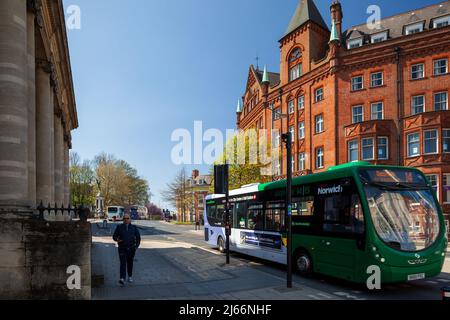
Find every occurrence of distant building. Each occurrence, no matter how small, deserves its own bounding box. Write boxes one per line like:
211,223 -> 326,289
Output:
236,0 -> 450,234
177,170 -> 212,223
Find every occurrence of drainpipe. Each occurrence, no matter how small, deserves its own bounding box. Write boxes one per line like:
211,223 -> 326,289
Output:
395,47 -> 404,166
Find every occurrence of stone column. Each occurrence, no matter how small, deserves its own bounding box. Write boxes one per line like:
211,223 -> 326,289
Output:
63,139 -> 70,206
54,112 -> 64,206
0,0 -> 29,208
27,7 -> 36,208
35,61 -> 54,205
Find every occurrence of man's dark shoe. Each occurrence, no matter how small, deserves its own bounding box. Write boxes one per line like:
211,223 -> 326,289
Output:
119,279 -> 125,286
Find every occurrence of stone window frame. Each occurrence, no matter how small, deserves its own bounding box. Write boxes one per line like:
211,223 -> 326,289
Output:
407,132 -> 421,158
315,114 -> 324,134
348,140 -> 359,162
362,137 -> 375,161
412,95 -> 425,115
351,75 -> 364,91
433,58 -> 448,76
298,152 -> 306,171
370,101 -> 384,120
423,129 -> 439,155
352,105 -> 364,124
370,71 -> 384,88
434,91 -> 448,111
315,147 -> 324,169
411,63 -> 425,80
377,136 -> 389,160
443,128 -> 450,153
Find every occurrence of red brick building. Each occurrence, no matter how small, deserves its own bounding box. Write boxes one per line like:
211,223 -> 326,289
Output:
236,0 -> 450,231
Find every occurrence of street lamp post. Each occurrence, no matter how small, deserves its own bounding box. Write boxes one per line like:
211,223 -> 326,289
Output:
282,132 -> 293,289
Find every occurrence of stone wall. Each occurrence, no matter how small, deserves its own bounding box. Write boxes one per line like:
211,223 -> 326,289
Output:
0,215 -> 91,299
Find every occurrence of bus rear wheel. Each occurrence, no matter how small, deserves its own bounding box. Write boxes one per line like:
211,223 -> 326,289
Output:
294,250 -> 313,277
218,237 -> 226,253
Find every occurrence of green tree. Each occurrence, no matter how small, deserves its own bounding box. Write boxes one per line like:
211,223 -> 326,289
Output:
211,129 -> 273,191
69,152 -> 95,207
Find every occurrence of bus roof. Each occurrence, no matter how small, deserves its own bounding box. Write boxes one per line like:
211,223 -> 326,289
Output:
205,163 -> 424,199
258,162 -> 422,192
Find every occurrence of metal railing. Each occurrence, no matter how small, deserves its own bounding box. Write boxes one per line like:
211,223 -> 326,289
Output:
36,201 -> 90,222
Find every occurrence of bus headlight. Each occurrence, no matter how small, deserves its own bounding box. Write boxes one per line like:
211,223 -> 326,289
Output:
443,253 -> 446,257
372,246 -> 378,252
380,258 -> 386,263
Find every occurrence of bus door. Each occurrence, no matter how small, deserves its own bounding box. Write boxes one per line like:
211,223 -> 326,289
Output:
314,180 -> 365,281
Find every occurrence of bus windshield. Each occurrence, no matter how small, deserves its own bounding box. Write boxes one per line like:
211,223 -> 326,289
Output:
360,169 -> 440,252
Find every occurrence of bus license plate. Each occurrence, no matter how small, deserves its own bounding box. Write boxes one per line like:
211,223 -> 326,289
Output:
407,273 -> 425,281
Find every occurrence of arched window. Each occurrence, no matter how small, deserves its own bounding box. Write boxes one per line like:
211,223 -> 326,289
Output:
289,48 -> 302,62
289,47 -> 303,82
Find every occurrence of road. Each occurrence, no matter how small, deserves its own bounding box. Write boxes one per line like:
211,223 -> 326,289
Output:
91,220 -> 450,300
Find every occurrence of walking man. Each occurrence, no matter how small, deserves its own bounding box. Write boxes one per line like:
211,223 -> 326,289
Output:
112,213 -> 141,285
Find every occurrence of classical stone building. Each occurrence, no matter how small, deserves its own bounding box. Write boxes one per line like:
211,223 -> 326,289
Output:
177,170 -> 212,223
236,0 -> 450,233
0,0 -> 90,299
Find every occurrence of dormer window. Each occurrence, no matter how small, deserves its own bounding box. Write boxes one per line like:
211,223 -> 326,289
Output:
289,48 -> 302,62
433,15 -> 450,28
371,31 -> 388,44
289,64 -> 302,81
404,22 -> 424,35
347,38 -> 363,49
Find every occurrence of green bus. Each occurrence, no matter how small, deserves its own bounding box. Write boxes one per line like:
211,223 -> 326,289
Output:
204,162 -> 448,284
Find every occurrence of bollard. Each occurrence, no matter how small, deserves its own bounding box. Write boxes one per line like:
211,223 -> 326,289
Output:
442,287 -> 450,301
103,219 -> 108,229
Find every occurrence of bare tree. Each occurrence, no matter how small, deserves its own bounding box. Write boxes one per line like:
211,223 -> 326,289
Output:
162,167 -> 194,222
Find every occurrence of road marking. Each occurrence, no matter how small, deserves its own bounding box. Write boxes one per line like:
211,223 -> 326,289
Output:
316,293 -> 334,299
437,278 -> 450,283
425,281 -> 439,285
333,292 -> 360,300
307,294 -> 321,300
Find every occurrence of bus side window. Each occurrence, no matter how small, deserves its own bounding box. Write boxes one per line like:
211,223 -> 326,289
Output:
217,205 -> 225,226
265,202 -> 285,232
248,203 -> 264,231
293,196 -> 314,216
207,205 -> 216,223
235,202 -> 247,229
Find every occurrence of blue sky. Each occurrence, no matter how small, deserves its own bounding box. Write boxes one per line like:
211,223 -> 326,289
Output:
63,0 -> 440,209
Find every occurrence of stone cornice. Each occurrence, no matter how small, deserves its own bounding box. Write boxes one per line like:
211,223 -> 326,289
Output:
38,0 -> 78,133
339,27 -> 450,70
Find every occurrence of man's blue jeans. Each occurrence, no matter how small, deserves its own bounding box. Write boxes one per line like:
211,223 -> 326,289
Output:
118,247 -> 136,280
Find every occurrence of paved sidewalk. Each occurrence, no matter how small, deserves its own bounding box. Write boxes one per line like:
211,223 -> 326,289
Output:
91,233 -> 342,300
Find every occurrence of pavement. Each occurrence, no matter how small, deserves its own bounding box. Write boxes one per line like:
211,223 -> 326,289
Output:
91,220 -> 450,300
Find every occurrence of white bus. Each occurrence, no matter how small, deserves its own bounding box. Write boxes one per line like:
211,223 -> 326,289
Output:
203,183 -> 287,265
107,206 -> 125,221
130,205 -> 148,220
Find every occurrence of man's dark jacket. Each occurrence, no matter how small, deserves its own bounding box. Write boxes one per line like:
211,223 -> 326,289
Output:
113,224 -> 141,249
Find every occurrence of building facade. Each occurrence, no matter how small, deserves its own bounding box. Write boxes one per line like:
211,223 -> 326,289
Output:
0,0 -> 88,299
0,0 -> 77,211
236,0 -> 450,233
176,170 -> 212,223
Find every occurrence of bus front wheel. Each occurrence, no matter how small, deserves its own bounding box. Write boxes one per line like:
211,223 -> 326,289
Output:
218,237 -> 226,254
294,250 -> 313,277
